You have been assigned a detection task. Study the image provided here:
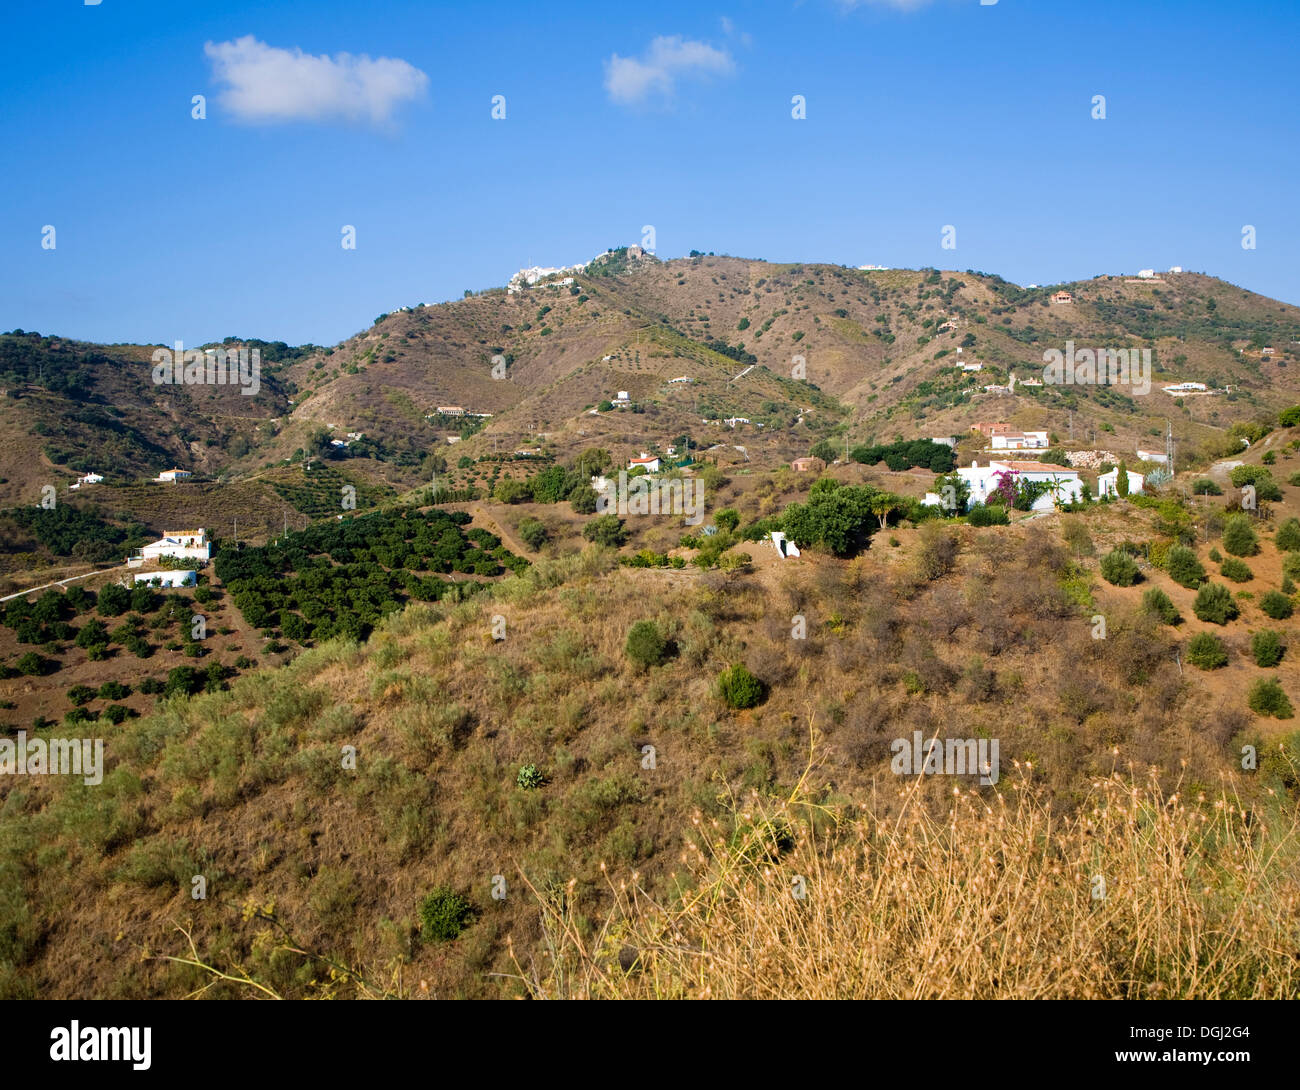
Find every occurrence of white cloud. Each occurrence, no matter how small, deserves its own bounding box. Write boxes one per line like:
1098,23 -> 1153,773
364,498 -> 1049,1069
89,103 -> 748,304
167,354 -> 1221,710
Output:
204,36 -> 428,125
603,35 -> 735,105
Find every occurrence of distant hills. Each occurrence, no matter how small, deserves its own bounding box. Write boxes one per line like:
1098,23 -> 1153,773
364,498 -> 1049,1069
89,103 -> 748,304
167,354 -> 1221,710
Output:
3,254 -> 1298,548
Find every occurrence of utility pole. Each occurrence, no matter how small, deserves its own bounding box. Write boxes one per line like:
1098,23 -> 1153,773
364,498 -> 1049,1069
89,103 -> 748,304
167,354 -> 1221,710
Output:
1068,411 -> 1074,442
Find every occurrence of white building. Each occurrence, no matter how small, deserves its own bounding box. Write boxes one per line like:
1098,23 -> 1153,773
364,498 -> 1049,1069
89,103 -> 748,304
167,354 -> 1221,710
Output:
990,430 -> 1049,451
1097,467 -> 1145,498
1138,269 -> 1156,279
611,391 -> 632,406
155,468 -> 193,483
1162,382 -> 1208,395
924,460 -> 1083,513
138,528 -> 210,563
771,531 -> 801,558
1135,449 -> 1169,464
70,472 -> 104,491
133,570 -> 196,588
1169,266 -> 1183,273
627,454 -> 661,473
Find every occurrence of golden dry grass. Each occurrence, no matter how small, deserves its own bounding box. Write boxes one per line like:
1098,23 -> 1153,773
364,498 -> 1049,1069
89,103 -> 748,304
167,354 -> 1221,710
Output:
512,754 -> 1300,1000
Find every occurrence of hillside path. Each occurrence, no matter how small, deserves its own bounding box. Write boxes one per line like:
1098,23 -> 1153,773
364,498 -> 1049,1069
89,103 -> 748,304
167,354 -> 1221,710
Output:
0,565 -> 127,603
467,504 -> 531,558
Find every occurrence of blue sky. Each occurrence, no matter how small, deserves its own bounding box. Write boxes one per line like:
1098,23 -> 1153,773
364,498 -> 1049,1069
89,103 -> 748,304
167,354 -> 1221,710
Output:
2,0 -> 1296,347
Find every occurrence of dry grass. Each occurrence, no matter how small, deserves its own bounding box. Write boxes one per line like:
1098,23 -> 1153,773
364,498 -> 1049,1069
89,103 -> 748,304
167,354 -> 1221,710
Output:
511,750 -> 1300,1000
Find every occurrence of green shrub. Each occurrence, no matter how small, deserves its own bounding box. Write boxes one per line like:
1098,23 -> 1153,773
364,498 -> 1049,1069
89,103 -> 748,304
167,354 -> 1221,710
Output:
583,514 -> 628,547
1260,591 -> 1294,620
625,621 -> 668,668
518,517 -> 548,551
1141,587 -> 1180,625
1166,546 -> 1206,589
1222,515 -> 1258,557
1252,630 -> 1285,668
718,663 -> 765,709
1192,479 -> 1222,496
1219,557 -> 1253,582
515,763 -> 545,790
1186,632 -> 1228,670
1276,518 -> 1300,551
1193,583 -> 1239,625
98,680 -> 130,700
418,887 -> 475,943
103,704 -> 130,725
66,684 -> 96,707
1099,549 -> 1139,586
1248,678 -> 1293,719
15,652 -> 46,676
1208,547 -> 1222,563
967,504 -> 1009,527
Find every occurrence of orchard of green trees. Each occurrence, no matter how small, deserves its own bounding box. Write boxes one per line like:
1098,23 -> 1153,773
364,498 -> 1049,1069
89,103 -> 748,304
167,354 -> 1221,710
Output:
214,508 -> 527,643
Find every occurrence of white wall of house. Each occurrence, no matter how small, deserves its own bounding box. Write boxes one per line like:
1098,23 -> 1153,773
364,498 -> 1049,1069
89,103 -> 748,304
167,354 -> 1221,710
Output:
133,570 -> 196,587
1097,468 -> 1144,498
924,461 -> 1082,511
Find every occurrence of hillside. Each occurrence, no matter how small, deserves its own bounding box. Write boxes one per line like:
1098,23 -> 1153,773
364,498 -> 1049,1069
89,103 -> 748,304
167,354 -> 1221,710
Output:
5,259 -> 1300,537
4,476 -> 1300,998
5,259 -> 1300,1001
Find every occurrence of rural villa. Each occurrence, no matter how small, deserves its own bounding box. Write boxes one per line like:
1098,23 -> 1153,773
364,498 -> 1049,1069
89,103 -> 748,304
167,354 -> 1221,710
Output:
128,528 -> 211,566
990,429 -> 1049,451
924,460 -> 1084,513
70,472 -> 103,490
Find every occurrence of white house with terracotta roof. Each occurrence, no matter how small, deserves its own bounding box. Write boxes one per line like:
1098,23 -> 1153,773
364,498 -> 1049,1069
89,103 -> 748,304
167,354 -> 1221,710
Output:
627,453 -> 661,473
138,528 -> 210,563
155,468 -> 193,483
924,460 -> 1083,513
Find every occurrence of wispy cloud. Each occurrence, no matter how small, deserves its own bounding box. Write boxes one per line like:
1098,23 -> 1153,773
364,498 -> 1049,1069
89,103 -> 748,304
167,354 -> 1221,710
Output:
204,36 -> 428,126
719,16 -> 754,47
603,35 -> 735,106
